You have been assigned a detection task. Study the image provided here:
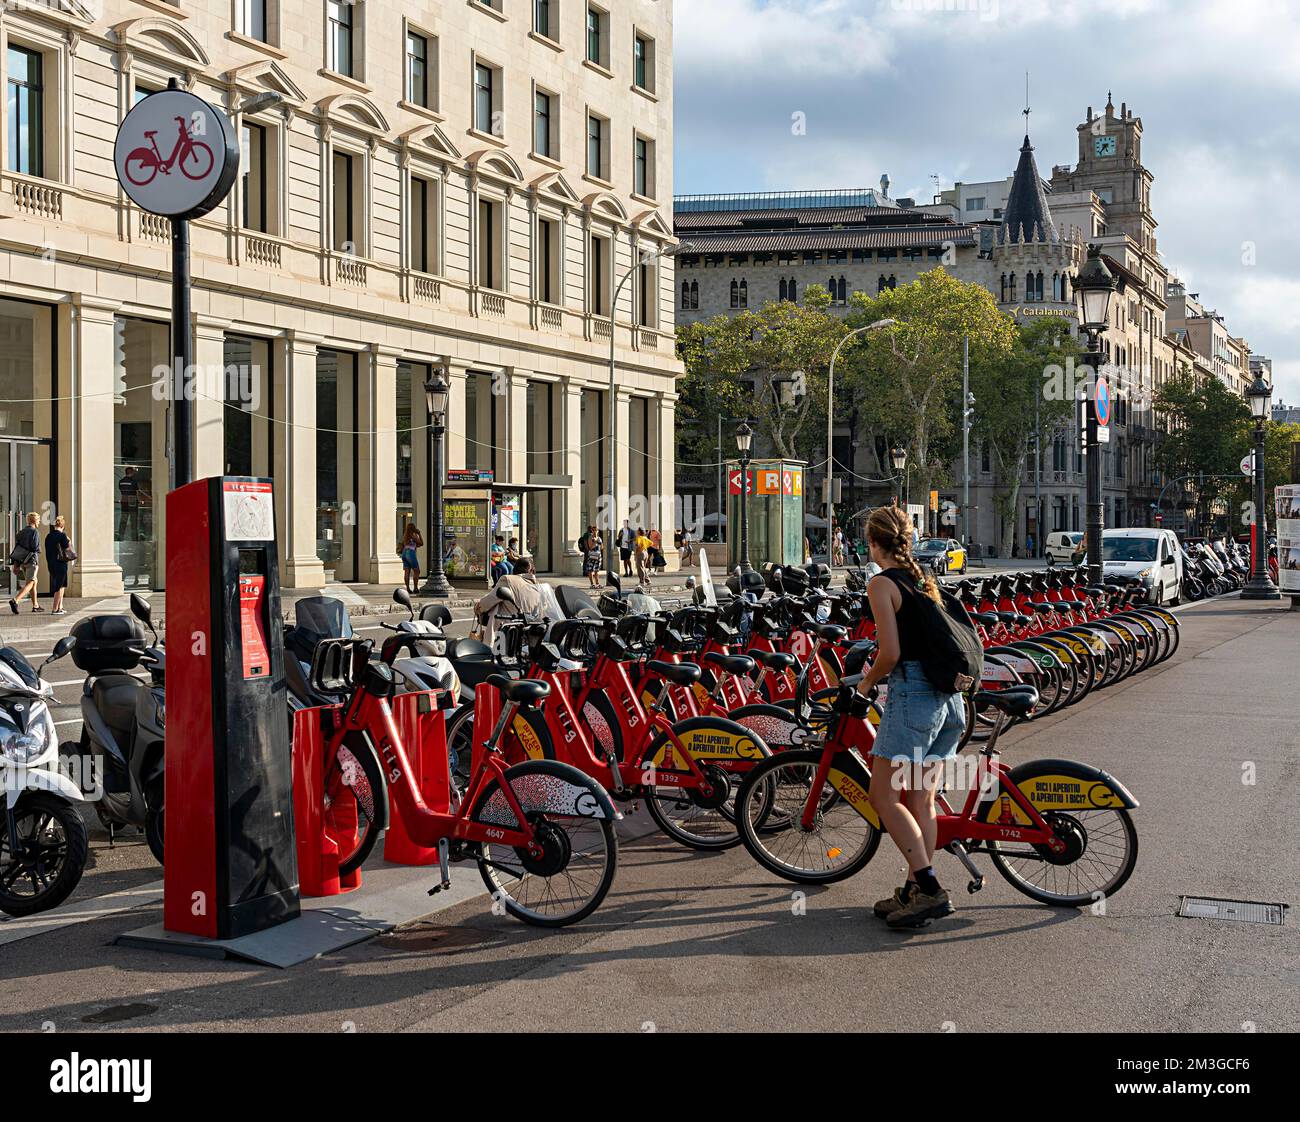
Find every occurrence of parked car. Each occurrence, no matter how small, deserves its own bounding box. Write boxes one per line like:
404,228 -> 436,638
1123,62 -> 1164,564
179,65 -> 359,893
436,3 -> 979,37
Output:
1045,531 -> 1086,566
1102,527 -> 1184,605
914,537 -> 968,575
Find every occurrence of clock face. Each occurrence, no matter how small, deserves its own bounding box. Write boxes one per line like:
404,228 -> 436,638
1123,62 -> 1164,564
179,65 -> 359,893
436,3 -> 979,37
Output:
1094,135 -> 1117,157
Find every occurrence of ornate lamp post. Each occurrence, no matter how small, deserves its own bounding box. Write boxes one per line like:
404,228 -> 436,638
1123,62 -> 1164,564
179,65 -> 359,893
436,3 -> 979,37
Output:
736,420 -> 754,574
420,364 -> 452,596
1074,245 -> 1117,585
1241,373 -> 1280,600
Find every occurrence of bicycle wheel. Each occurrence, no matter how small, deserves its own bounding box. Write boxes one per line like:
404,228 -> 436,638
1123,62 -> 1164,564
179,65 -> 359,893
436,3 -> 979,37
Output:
735,750 -> 881,884
443,701 -> 475,790
986,765 -> 1139,907
182,140 -> 214,180
330,735 -> 388,876
472,760 -> 618,927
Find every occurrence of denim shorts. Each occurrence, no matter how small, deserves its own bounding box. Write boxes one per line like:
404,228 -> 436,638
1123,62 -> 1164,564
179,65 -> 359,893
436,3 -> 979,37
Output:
871,661 -> 966,763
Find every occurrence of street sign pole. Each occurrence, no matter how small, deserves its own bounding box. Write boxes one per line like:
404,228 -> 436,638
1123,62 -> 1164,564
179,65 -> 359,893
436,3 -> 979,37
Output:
171,214 -> 192,488
1086,373 -> 1108,585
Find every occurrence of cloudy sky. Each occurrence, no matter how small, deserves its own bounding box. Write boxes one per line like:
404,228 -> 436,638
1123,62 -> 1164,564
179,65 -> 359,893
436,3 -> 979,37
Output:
673,0 -> 1300,403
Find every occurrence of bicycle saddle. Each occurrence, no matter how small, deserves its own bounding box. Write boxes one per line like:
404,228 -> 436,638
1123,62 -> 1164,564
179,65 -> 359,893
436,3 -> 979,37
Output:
1027,602 -> 1056,614
974,685 -> 1039,718
702,651 -> 755,677
804,622 -> 848,643
971,611 -> 1000,627
487,674 -> 551,707
1084,586 -> 1107,598
750,649 -> 797,672
647,660 -> 702,686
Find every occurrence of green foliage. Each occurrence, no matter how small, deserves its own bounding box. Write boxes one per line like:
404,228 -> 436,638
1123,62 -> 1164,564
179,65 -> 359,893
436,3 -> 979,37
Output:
1153,370 -> 1251,522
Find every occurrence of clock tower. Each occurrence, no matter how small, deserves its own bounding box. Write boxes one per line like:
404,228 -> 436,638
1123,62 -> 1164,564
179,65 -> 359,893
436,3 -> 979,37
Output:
1050,93 -> 1157,255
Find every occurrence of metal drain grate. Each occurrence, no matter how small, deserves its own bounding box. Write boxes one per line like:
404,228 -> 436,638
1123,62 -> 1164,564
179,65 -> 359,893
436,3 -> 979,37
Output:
1178,897 -> 1287,925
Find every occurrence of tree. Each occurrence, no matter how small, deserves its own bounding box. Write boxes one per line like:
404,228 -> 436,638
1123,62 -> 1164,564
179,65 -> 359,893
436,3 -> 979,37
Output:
677,285 -> 847,461
844,269 -> 1018,514
970,316 -> 1081,556
1226,418 -> 1300,530
1152,370 -> 1250,534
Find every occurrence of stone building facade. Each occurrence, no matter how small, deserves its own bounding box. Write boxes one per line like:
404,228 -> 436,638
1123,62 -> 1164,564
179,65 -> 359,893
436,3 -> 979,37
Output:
0,0 -> 681,595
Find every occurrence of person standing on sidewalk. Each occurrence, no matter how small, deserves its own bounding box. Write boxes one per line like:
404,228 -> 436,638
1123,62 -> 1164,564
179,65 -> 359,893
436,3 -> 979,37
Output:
617,520 -> 636,577
45,515 -> 74,615
9,512 -> 43,614
856,505 -> 965,929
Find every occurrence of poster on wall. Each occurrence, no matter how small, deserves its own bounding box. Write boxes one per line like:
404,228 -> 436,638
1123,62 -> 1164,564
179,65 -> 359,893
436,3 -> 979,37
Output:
1276,485 -> 1300,594
443,499 -> 489,580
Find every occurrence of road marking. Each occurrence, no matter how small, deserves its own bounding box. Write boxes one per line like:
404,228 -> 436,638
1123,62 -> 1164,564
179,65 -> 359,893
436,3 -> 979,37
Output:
0,878 -> 164,947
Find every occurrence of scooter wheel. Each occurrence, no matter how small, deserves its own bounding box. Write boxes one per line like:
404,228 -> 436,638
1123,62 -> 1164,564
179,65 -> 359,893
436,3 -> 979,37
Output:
0,792 -> 89,917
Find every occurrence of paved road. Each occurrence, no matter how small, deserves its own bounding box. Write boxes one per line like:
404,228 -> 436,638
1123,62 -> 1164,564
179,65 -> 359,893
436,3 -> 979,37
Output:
1,595 -> 1295,1033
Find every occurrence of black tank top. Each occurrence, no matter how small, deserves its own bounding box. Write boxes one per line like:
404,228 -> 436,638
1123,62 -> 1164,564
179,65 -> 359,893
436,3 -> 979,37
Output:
879,568 -> 926,663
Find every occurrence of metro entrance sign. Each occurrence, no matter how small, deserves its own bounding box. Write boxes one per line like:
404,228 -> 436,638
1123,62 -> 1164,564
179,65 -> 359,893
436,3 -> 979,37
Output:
113,83 -> 240,489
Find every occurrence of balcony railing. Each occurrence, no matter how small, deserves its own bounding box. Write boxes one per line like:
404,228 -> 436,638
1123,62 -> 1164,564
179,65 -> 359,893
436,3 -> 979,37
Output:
412,273 -> 441,303
639,329 -> 659,349
538,303 -> 563,331
480,291 -> 506,317
335,254 -> 367,286
139,211 -> 171,242
245,234 -> 282,269
12,179 -> 63,220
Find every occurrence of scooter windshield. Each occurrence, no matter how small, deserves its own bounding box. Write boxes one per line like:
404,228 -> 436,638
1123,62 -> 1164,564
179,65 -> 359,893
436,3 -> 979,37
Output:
292,597 -> 353,647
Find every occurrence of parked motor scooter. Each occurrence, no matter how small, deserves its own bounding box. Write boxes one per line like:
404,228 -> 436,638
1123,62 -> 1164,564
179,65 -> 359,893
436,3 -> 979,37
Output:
63,593 -> 166,864
283,596 -> 355,711
380,587 -> 461,698
0,635 -> 88,916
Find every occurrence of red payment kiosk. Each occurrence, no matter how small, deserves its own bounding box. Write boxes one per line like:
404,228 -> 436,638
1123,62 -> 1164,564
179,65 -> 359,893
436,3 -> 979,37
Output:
164,476 -> 300,938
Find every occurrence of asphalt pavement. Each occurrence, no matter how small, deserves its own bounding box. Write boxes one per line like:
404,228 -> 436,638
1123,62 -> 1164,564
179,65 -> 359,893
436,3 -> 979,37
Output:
1,593 -> 1295,1033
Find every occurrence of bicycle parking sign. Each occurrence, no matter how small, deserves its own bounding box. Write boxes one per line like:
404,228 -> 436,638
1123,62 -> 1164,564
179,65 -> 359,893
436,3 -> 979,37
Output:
113,88 -> 240,219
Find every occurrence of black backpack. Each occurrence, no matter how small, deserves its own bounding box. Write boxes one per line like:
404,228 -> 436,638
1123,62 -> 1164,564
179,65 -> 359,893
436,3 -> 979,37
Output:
879,569 -> 983,693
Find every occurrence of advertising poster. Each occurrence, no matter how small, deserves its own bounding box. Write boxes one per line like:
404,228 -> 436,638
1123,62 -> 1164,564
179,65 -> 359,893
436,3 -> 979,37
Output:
444,498 -> 488,579
1276,485 -> 1300,594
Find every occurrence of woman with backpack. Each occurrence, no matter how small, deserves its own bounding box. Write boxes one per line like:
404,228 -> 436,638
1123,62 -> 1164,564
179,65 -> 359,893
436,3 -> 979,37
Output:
8,512 -> 43,614
856,505 -> 969,929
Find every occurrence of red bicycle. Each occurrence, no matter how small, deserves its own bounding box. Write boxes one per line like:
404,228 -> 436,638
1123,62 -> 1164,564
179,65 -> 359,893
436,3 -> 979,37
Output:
315,638 -> 620,927
123,116 -> 215,186
733,679 -> 1140,907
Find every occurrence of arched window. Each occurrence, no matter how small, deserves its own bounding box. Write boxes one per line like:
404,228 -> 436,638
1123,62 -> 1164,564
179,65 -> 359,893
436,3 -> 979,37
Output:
681,281 -> 690,309
779,277 -> 788,301
1009,273 -> 1017,301
730,280 -> 739,309
690,280 -> 699,309
739,279 -> 748,308
878,275 -> 887,293
1000,273 -> 1007,302
1036,271 -> 1045,301
888,274 -> 897,290
1024,273 -> 1034,302
838,276 -> 848,304
1061,272 -> 1069,304
1052,272 -> 1061,301
789,278 -> 798,302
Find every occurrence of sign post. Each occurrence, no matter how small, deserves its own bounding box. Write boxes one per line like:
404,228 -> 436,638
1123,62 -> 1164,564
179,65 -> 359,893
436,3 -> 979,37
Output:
1085,372 -> 1109,583
113,80 -> 239,488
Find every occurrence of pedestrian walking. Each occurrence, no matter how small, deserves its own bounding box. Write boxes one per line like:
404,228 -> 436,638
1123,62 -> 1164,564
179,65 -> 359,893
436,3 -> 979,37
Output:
45,516 -> 75,615
8,512 -> 43,614
617,520 -> 635,576
400,522 -> 424,594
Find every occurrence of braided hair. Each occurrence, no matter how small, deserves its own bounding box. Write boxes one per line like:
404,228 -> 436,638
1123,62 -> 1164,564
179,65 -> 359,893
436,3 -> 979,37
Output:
866,506 -> 941,602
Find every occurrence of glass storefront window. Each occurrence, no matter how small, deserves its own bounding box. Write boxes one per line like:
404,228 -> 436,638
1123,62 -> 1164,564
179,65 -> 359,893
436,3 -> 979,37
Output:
580,388 -> 605,533
396,360 -> 427,550
223,335 -> 272,476
316,350 -> 357,580
113,317 -> 167,589
0,299 -> 52,594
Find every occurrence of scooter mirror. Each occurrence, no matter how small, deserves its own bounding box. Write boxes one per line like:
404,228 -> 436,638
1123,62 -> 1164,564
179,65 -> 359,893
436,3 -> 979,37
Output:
51,635 -> 76,661
129,592 -> 152,626
607,570 -> 621,592
393,587 -> 414,617
685,575 -> 697,590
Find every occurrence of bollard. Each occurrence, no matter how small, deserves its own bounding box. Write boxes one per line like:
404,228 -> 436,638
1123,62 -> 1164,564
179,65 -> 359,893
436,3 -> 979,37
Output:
291,706 -> 361,897
382,693 -> 452,865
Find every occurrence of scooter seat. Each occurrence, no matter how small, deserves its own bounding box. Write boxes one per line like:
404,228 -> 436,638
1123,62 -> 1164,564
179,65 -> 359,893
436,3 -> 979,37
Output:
647,660 -> 702,687
90,674 -> 140,744
702,651 -> 755,677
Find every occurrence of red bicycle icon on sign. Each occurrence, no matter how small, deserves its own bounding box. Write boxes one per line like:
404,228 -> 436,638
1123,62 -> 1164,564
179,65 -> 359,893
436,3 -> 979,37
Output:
122,116 -> 214,186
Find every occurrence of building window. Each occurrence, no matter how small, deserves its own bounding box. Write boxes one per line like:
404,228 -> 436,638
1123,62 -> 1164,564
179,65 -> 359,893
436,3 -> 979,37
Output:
966,196 -> 986,211
681,281 -> 690,309
242,0 -> 270,43
534,88 -> 554,158
633,135 -> 653,197
590,232 -> 609,314
586,6 -> 607,66
738,279 -> 748,308
633,33 -> 654,91
409,174 -> 437,273
332,150 -> 362,252
534,0 -> 553,39
406,30 -> 430,107
638,260 -> 653,326
6,46 -> 43,177
241,122 -> 268,232
327,0 -> 357,78
475,62 -> 498,134
586,113 -> 606,179
478,197 -> 503,290
730,279 -> 740,309
537,216 -> 560,303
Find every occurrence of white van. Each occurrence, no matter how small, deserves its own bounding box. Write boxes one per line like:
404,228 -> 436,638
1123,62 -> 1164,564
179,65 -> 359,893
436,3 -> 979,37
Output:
1045,531 -> 1085,565
1102,528 -> 1183,604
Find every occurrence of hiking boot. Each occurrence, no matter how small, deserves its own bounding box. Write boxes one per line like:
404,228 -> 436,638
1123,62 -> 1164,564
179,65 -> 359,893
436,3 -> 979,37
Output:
886,887 -> 955,929
872,884 -> 914,919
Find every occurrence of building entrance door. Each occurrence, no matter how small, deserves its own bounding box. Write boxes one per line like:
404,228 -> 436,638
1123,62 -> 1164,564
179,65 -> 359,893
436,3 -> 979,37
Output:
0,439 -> 45,595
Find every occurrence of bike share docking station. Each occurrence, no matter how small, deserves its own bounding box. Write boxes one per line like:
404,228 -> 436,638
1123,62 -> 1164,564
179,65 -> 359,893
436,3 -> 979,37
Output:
116,477 -> 487,967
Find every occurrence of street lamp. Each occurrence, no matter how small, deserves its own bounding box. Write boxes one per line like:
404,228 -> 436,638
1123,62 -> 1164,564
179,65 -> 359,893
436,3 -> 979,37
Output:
420,363 -> 452,596
826,318 -> 895,573
1074,244 -> 1116,585
735,420 -> 754,574
607,239 -> 694,571
1241,372 -> 1280,600
889,444 -> 907,474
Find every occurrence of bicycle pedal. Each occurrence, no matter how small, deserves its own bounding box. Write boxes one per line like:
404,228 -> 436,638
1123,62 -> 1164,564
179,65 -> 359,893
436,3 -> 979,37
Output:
967,877 -> 984,894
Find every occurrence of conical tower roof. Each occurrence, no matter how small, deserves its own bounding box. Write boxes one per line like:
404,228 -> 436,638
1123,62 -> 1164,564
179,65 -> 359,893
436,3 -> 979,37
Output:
998,135 -> 1057,245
